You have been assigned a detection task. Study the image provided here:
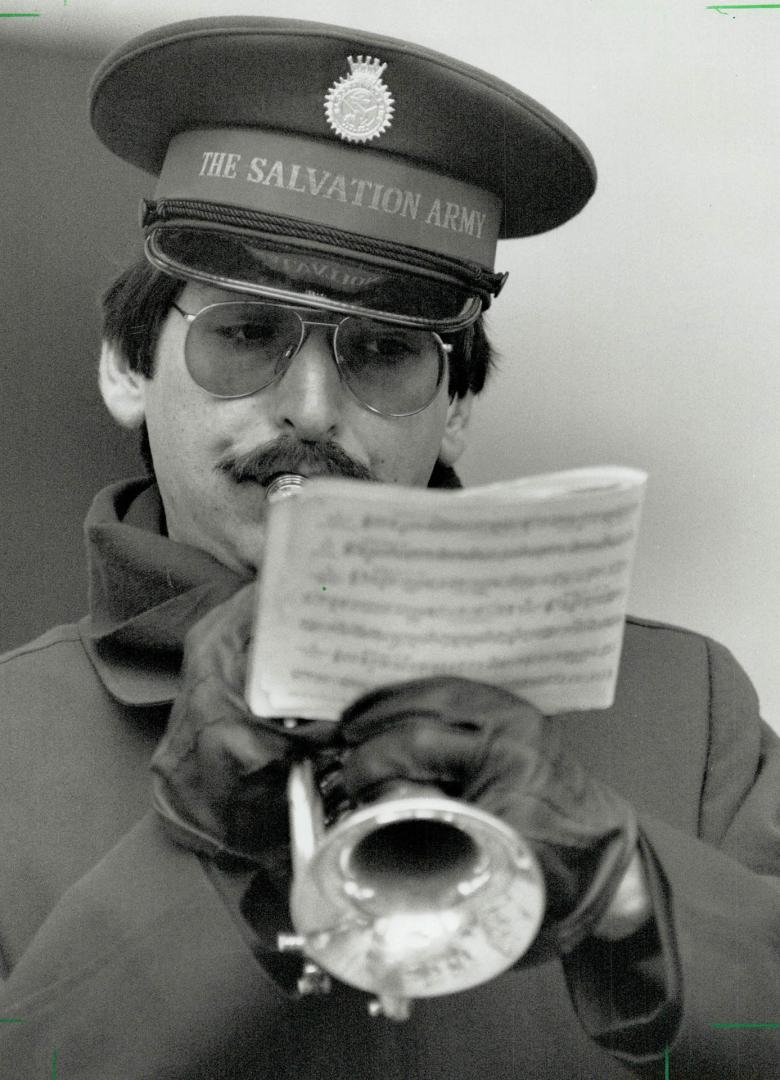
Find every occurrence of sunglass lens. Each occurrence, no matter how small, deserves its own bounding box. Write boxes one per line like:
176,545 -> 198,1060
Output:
185,303 -> 300,397
337,318 -> 444,415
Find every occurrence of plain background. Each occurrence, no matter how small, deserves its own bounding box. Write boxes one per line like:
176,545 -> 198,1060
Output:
1,0 -> 778,733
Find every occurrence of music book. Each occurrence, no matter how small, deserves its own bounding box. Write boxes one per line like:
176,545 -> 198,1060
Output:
246,466 -> 647,720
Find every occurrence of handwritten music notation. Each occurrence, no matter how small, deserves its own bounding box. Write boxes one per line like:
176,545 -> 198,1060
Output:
247,466 -> 647,719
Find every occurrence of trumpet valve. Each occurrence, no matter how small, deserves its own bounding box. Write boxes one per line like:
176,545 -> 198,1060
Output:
297,961 -> 333,998
277,935 -> 333,997
368,994 -> 411,1021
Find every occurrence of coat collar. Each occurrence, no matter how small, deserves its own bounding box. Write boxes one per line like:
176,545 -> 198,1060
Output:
79,465 -> 462,707
79,478 -> 248,706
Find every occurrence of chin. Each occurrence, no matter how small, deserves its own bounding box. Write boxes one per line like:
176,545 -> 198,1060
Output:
231,527 -> 267,576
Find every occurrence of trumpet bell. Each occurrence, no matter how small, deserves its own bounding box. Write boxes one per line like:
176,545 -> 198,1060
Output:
287,762 -> 545,1008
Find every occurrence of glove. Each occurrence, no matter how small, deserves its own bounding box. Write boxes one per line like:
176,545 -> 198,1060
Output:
150,583 -> 333,871
335,675 -> 642,961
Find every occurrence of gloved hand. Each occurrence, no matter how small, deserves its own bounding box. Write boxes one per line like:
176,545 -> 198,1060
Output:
335,676 -> 645,961
150,583 -> 333,869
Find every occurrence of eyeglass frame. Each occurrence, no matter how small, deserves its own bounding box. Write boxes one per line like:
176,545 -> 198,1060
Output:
170,299 -> 454,418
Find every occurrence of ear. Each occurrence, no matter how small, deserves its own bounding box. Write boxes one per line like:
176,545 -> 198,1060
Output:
438,392 -> 473,466
98,340 -> 147,429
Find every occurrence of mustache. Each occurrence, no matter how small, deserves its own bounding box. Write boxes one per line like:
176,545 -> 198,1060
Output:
218,437 -> 374,486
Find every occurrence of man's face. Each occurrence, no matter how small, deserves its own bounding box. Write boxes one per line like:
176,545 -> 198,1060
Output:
127,281 -> 470,574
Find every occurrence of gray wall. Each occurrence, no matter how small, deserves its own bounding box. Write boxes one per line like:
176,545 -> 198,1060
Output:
1,43 -> 146,649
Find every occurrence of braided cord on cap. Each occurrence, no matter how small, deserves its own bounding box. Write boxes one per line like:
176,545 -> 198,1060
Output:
142,198 -> 508,300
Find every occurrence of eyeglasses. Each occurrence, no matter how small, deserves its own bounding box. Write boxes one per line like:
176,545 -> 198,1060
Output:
171,301 -> 452,417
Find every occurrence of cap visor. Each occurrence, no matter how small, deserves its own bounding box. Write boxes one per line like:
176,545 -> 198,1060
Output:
146,225 -> 482,330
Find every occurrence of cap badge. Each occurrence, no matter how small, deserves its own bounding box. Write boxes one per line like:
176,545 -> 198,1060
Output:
324,55 -> 394,144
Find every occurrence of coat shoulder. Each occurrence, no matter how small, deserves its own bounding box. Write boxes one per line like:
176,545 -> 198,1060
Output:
622,613 -> 759,712
625,611 -> 710,643
619,613 -> 713,697
0,622 -> 83,665
0,622 -> 106,715
0,624 -> 161,966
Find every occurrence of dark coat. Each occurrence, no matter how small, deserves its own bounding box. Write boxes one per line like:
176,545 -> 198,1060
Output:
1,481 -> 778,1079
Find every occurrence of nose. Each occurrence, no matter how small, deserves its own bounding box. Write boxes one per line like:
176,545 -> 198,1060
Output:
270,327 -> 345,440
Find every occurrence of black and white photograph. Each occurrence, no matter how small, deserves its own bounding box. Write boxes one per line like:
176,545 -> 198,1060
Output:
1,2 -> 778,1076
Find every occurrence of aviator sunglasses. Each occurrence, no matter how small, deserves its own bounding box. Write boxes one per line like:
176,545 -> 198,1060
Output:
171,300 -> 453,417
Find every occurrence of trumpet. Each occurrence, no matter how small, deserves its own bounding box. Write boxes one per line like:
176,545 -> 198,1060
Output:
266,473 -> 546,1020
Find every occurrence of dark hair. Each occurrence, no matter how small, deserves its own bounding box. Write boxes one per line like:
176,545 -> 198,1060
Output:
101,259 -> 187,380
100,258 -> 495,397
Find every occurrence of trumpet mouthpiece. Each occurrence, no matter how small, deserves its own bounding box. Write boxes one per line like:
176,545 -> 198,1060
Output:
266,473 -> 306,502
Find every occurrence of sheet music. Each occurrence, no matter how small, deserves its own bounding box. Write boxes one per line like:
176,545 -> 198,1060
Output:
246,466 -> 646,718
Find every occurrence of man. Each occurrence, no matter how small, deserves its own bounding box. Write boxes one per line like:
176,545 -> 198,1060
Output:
1,16 -> 777,1079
